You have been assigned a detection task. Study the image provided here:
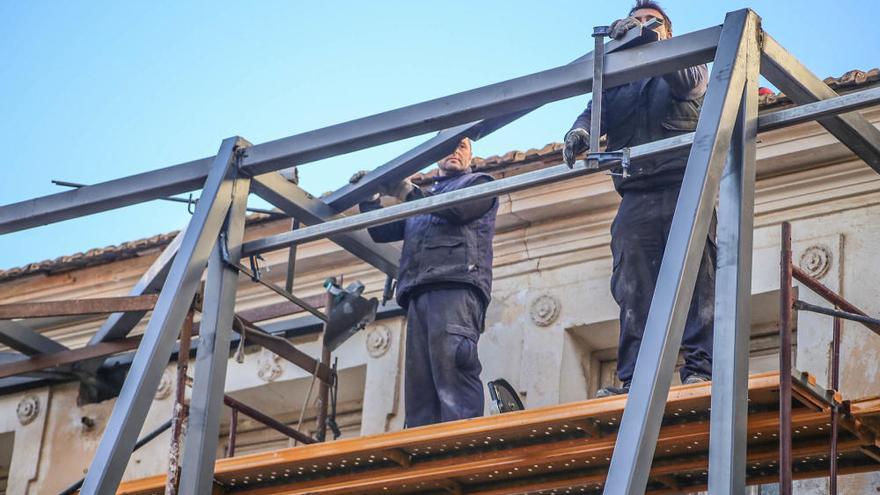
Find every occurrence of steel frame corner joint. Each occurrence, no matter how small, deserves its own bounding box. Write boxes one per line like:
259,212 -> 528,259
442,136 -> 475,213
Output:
79,136 -> 251,495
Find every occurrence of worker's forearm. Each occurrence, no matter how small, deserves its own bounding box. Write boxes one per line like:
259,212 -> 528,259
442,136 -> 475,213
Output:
359,199 -> 405,242
433,197 -> 496,224
570,101 -> 593,132
663,64 -> 709,100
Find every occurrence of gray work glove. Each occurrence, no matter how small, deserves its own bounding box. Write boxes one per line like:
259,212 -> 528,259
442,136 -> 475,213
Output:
609,16 -> 641,40
350,170 -> 379,202
349,170 -> 414,202
562,128 -> 590,168
381,179 -> 415,202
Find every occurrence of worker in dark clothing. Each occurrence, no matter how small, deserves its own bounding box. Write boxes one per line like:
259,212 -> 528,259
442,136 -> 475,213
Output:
563,1 -> 715,397
351,137 -> 498,427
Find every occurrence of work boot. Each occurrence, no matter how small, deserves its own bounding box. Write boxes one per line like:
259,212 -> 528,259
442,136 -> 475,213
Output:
682,374 -> 711,385
595,383 -> 630,398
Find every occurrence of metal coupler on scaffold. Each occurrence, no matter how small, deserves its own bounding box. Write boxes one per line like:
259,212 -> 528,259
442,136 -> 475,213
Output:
586,25 -> 630,178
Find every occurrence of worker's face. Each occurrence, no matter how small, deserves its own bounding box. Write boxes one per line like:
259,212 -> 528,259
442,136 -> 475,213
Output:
631,8 -> 671,40
438,138 -> 472,175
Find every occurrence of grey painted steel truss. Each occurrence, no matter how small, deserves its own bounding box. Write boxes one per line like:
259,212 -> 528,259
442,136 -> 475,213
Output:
0,8 -> 879,494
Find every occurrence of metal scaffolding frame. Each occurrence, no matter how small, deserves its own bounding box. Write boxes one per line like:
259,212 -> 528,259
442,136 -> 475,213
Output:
0,8 -> 879,494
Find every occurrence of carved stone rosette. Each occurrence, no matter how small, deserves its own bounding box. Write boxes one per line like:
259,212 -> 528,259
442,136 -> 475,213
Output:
366,325 -> 392,358
257,349 -> 284,382
16,395 -> 39,425
799,245 -> 832,279
529,293 -> 561,327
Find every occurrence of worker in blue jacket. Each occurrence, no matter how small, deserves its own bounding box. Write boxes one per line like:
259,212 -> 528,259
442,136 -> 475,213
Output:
351,137 -> 498,427
563,0 -> 715,397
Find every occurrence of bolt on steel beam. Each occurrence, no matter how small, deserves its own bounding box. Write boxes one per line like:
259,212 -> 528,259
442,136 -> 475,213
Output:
78,136 -> 247,495
602,9 -> 756,495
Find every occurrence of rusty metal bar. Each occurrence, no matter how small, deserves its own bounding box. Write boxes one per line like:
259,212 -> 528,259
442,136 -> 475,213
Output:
223,394 -> 316,445
0,298 -> 335,382
793,300 -> 880,328
792,266 -> 880,336
316,288 -> 334,442
830,316 -> 841,495
226,408 -> 239,458
0,336 -> 144,380
779,221 -> 794,495
0,295 -> 159,319
232,316 -> 334,384
166,309 -> 194,495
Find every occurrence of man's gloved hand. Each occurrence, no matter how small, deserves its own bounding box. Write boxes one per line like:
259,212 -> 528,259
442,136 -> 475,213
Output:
609,16 -> 641,40
562,128 -> 590,168
349,170 -> 368,184
350,170 -> 381,202
349,170 -> 414,202
381,179 -> 415,202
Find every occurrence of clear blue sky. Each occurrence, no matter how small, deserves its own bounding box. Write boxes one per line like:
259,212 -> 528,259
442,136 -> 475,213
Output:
1,1 -> 877,270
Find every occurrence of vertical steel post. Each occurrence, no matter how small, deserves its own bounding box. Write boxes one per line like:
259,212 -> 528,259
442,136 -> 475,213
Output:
779,221 -> 794,495
830,315 -> 841,495
588,27 -> 606,165
166,308 -> 194,495
285,219 -> 301,293
178,169 -> 252,493
80,136 -> 244,495
602,10 -> 755,495
226,408 -> 239,458
315,288 -> 334,442
707,16 -> 760,494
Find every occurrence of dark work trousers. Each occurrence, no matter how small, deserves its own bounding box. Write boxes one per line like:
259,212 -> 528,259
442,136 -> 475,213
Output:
404,286 -> 485,428
610,186 -> 716,385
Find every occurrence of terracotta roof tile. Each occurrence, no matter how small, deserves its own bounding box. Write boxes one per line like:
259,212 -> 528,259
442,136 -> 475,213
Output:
2,68 -> 878,283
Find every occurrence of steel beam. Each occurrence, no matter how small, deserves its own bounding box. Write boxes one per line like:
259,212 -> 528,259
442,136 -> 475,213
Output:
323,20 -> 661,211
602,10 -> 756,495
0,320 -> 68,356
178,175 -> 250,494
239,85 -> 880,258
707,19 -> 760,494
0,25 -> 721,234
79,136 -> 246,495
0,295 -> 158,319
761,33 -> 880,173
250,172 -> 400,277
232,316 -> 334,384
88,231 -> 184,345
758,86 -> 880,132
